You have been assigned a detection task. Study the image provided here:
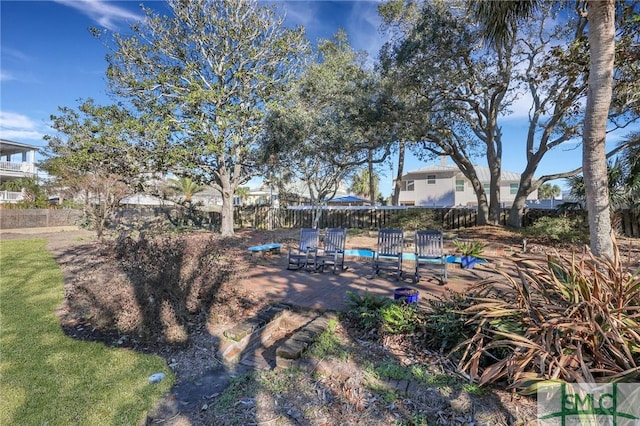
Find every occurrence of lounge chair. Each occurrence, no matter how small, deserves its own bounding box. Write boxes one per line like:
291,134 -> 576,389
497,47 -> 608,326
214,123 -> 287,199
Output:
414,230 -> 448,284
315,228 -> 347,273
287,228 -> 319,270
372,228 -> 404,280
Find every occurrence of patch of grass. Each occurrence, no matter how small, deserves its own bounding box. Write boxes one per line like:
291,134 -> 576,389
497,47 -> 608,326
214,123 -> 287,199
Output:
462,383 -> 487,396
0,239 -> 173,425
213,373 -> 258,411
257,368 -> 305,394
397,413 -> 432,426
368,359 -> 465,392
305,319 -> 351,360
373,360 -> 413,381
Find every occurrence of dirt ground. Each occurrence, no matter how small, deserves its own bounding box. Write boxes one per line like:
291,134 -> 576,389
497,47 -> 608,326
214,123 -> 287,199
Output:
3,225 -> 639,425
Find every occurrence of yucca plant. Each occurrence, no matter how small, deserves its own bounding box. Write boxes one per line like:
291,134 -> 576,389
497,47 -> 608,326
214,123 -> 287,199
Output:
454,237 -> 640,393
453,240 -> 487,259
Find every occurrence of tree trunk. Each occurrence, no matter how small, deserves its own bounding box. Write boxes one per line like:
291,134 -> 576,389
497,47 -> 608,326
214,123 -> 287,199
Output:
368,149 -> 375,204
392,140 -> 406,206
487,164 -> 501,225
476,202 -> 489,226
219,176 -> 235,237
583,0 -> 615,258
508,166 -> 536,228
508,194 -> 527,228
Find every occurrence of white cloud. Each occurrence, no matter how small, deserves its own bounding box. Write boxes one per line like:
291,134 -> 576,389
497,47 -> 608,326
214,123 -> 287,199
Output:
0,112 -> 46,142
1,47 -> 32,62
0,71 -> 15,82
0,129 -> 45,141
54,0 -> 144,31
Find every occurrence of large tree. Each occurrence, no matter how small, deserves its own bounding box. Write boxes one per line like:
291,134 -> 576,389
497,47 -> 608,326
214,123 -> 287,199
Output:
41,99 -> 143,238
102,0 -> 308,236
381,0 -> 517,225
261,31 -> 392,226
469,0 -> 620,258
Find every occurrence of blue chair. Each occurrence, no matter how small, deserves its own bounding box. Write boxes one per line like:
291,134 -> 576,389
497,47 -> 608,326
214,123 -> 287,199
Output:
287,228 -> 319,270
315,228 -> 347,273
414,230 -> 448,284
372,229 -> 404,280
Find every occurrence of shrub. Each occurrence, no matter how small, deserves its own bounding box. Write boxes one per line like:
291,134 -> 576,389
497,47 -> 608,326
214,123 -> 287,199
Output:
380,302 -> 418,334
453,240 -> 487,259
455,238 -> 640,392
422,291 -> 476,352
77,232 -> 242,344
388,209 -> 440,231
344,290 -> 392,332
524,216 -> 588,245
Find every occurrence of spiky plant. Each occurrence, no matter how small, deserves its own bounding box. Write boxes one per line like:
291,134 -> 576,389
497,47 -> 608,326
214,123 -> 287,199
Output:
454,237 -> 640,393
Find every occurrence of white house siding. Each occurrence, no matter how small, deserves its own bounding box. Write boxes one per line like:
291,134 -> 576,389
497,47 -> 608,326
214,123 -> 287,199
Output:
398,169 -> 457,206
399,165 -> 537,207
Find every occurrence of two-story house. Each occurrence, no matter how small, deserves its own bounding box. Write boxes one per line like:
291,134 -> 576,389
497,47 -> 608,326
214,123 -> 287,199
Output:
398,162 -> 537,207
0,139 -> 38,203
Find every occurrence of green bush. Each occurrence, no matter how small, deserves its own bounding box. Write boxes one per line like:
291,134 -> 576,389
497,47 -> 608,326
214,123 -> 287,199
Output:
422,291 -> 476,352
452,240 -> 486,259
380,302 -> 418,334
388,209 -> 440,231
344,290 -> 392,332
524,216 -> 588,244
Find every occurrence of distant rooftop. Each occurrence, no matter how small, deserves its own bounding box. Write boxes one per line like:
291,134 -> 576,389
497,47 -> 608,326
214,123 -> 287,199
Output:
0,139 -> 40,156
405,164 -> 523,182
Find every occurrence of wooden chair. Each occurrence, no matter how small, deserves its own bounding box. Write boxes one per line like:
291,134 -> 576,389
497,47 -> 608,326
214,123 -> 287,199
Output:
287,228 -> 319,270
315,228 -> 347,273
372,229 -> 404,280
414,230 -> 448,284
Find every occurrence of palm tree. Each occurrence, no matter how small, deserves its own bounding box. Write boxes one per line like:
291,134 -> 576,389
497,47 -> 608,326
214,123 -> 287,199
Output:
469,0 -> 616,258
567,134 -> 640,213
349,167 -> 380,200
167,176 -> 204,204
538,183 -> 561,200
235,186 -> 251,206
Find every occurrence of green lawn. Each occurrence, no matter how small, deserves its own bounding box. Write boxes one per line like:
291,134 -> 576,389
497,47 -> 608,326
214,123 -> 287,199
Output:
0,239 -> 173,425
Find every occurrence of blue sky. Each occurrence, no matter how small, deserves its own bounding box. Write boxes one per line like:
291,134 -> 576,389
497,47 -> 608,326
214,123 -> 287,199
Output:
0,1 -> 633,196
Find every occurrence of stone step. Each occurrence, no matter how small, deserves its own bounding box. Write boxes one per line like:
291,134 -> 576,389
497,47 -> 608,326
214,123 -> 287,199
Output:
218,304 -> 324,369
275,312 -> 338,370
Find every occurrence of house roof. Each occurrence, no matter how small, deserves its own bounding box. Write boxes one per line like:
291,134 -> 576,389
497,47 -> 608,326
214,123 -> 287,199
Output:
120,193 -> 175,206
0,139 -> 39,156
405,164 -> 522,182
327,195 -> 372,204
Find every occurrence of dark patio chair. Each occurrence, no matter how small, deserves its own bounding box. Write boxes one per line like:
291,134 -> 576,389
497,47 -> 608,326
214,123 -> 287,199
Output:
372,228 -> 404,280
287,228 -> 319,270
315,228 -> 347,273
414,230 -> 448,284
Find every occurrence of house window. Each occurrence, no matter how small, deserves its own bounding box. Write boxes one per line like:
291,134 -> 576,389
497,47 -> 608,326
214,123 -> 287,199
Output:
483,183 -> 490,192
510,183 -> 519,195
456,180 -> 465,192
402,180 -> 415,191
427,175 -> 436,184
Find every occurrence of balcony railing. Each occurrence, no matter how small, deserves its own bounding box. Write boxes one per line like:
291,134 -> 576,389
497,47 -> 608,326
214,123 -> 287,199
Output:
0,191 -> 23,203
0,161 -> 35,174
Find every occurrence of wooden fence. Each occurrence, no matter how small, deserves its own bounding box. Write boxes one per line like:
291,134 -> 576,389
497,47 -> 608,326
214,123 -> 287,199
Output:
236,206 -> 640,238
0,208 -> 83,229
2,206 -> 639,238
